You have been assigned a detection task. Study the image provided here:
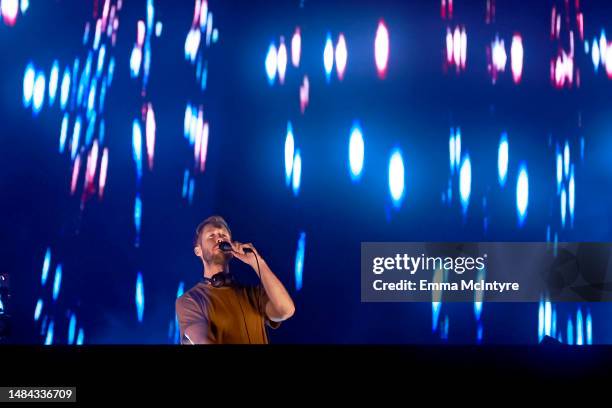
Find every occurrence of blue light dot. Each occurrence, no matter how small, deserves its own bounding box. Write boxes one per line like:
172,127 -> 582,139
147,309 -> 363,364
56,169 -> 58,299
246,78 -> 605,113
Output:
449,128 -> 455,174
41,247 -> 51,286
292,149 -> 302,196
459,154 -> 471,215
516,163 -> 529,227
576,308 -> 584,346
44,320 -> 54,345
295,232 -> 306,291
134,195 -> 142,247
556,150 -> 563,193
563,141 -> 570,178
97,44 -> 106,76
586,310 -> 593,345
568,166 -> 575,226
76,328 -> 84,345
52,264 -> 62,302
71,116 -> 82,160
454,128 -> 461,169
132,119 -> 143,181
34,298 -> 43,321
560,187 -> 567,228
538,297 -> 544,342
498,133 -> 508,187
136,272 -> 145,323
68,313 -> 77,345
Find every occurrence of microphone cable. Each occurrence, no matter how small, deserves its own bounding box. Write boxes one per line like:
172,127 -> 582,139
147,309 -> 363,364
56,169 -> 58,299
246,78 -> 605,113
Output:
221,242 -> 266,344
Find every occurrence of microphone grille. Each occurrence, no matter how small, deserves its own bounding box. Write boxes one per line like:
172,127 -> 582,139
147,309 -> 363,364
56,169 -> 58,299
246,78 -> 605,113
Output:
219,241 -> 232,251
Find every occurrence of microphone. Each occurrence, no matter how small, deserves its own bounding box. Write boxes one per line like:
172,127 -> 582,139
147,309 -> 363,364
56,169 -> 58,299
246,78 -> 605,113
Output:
219,241 -> 233,252
218,241 -> 253,254
219,241 -> 260,281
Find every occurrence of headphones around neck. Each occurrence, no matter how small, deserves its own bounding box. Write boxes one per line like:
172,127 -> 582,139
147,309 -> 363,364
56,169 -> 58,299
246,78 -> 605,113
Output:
201,271 -> 234,288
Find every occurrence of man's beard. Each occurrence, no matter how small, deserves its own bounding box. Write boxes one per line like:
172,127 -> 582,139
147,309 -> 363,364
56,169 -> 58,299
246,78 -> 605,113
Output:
203,248 -> 231,266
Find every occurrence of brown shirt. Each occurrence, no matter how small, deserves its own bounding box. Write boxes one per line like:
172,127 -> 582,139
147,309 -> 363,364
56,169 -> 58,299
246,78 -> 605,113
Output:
176,282 -> 281,344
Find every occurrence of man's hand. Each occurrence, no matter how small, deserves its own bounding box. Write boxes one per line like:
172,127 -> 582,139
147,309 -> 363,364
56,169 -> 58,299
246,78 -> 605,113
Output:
230,241 -> 260,271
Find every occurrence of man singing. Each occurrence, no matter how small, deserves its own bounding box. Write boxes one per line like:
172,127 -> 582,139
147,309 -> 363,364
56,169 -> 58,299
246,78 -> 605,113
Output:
176,215 -> 295,344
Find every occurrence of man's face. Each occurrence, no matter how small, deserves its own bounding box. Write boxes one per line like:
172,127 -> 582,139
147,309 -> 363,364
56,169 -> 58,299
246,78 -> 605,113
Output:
197,224 -> 232,265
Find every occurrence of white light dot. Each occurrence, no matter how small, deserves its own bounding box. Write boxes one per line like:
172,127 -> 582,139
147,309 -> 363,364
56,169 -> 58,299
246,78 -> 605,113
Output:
335,33 -> 348,80
348,122 -> 364,181
375,20 -> 390,78
592,39 -> 600,71
323,33 -> 334,81
389,149 -> 405,207
291,27 -> 301,67
510,34 -> 523,83
560,187 -> 567,228
32,71 -> 46,115
23,63 -> 35,108
130,46 -> 142,78
285,122 -> 294,186
277,37 -> 287,84
265,43 -> 277,85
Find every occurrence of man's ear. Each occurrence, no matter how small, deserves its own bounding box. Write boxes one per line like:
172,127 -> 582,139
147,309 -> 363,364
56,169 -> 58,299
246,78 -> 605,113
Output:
194,246 -> 202,257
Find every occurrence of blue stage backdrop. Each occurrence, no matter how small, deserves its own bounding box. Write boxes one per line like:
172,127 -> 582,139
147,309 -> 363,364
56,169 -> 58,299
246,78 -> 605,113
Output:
1,0 -> 612,344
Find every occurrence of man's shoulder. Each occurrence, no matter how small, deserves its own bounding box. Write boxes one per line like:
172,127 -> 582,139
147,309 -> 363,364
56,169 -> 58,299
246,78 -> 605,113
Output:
176,283 -> 207,307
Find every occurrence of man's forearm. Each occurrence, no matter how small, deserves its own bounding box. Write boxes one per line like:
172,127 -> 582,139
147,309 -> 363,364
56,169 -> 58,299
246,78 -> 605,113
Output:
256,257 -> 295,321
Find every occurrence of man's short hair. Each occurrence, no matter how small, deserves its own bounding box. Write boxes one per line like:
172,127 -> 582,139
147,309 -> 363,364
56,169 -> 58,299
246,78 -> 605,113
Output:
193,215 -> 232,246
